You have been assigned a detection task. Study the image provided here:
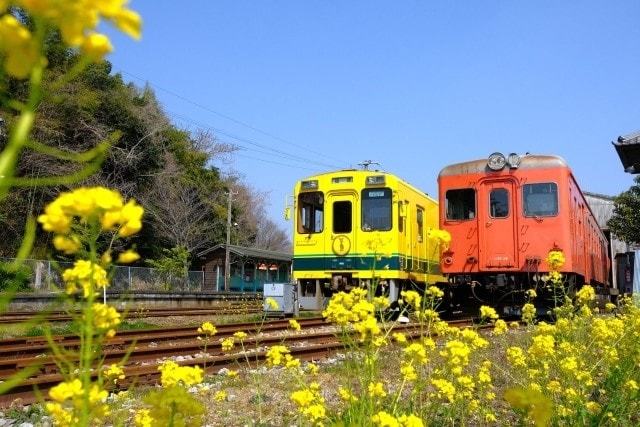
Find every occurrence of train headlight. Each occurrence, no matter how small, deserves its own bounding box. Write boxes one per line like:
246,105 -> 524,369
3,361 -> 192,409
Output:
366,175 -> 386,185
507,153 -> 521,168
487,152 -> 506,171
301,180 -> 319,190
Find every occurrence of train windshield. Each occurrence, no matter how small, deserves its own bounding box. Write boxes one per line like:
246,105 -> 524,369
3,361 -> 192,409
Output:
298,192 -> 324,233
523,183 -> 558,217
361,188 -> 392,231
446,188 -> 476,220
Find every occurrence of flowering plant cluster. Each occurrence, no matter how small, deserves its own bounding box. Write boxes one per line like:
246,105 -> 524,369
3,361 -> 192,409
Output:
0,0 -> 140,78
27,187 -> 143,426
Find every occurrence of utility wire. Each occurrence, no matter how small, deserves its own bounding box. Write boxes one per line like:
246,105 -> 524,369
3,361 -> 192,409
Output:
235,153 -> 319,172
118,69 -> 348,167
169,110 -> 339,169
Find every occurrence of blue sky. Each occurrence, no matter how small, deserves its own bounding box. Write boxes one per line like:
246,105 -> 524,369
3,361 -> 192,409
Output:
105,1 -> 640,233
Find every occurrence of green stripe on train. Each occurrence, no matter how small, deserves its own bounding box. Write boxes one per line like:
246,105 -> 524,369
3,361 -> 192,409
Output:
293,255 -> 441,275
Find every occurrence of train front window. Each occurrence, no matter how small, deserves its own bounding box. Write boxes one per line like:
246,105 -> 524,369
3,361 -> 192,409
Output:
446,188 -> 476,220
489,188 -> 509,218
523,183 -> 558,217
362,188 -> 392,231
298,192 -> 324,233
333,201 -> 352,233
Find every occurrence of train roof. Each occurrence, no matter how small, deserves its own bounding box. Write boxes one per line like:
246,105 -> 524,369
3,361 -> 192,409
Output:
438,154 -> 569,177
296,169 -> 436,201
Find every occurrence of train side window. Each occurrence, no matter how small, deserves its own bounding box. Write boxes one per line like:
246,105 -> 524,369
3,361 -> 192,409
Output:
398,202 -> 404,233
333,201 -> 352,233
417,207 -> 424,241
446,188 -> 476,220
523,183 -> 558,217
361,188 -> 392,231
489,188 -> 509,218
298,192 -> 324,233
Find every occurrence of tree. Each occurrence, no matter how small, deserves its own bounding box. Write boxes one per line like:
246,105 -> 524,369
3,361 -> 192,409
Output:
608,176 -> 640,244
141,154 -> 221,256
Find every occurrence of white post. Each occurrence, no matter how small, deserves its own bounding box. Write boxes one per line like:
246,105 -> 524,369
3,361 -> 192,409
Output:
128,267 -> 132,290
216,265 -> 220,292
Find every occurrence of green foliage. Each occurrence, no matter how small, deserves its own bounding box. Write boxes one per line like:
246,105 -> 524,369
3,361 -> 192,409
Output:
142,386 -> 205,426
0,261 -> 32,292
1,33 -> 290,260
146,246 -> 191,278
608,176 -> 640,244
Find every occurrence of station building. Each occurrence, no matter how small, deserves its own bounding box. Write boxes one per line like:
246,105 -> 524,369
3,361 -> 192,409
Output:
196,244 -> 292,292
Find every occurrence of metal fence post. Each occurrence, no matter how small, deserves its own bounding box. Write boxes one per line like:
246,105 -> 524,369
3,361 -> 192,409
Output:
128,267 -> 132,290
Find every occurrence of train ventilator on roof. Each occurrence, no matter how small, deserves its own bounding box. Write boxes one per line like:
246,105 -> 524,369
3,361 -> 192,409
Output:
487,152 -> 522,171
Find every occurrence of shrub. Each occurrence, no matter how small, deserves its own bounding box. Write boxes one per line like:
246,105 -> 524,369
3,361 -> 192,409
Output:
0,261 -> 32,292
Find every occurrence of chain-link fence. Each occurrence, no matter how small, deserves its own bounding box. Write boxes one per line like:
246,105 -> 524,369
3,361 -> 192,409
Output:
1,258 -> 205,292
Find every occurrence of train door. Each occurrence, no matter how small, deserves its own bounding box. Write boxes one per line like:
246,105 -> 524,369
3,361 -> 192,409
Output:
478,179 -> 517,268
415,206 -> 426,274
327,191 -> 357,261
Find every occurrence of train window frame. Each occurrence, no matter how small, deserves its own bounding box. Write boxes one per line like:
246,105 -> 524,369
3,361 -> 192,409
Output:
522,182 -> 559,218
417,206 -> 424,241
445,188 -> 476,221
361,187 -> 392,232
333,200 -> 352,234
297,191 -> 324,234
489,188 -> 509,218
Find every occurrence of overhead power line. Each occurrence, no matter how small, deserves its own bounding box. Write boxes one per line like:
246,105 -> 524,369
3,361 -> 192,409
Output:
118,69 -> 348,167
234,153 -> 319,172
169,110 -> 340,170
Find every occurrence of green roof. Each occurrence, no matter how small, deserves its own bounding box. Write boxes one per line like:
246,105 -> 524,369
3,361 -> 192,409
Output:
197,244 -> 292,262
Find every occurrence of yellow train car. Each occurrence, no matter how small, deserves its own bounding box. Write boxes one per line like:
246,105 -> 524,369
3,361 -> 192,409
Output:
291,168 -> 445,308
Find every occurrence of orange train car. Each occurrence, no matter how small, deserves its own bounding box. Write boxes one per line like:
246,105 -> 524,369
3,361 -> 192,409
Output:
437,153 -> 610,312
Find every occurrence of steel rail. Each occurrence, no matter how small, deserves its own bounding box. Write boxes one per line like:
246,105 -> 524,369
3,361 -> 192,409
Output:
0,319 -> 480,407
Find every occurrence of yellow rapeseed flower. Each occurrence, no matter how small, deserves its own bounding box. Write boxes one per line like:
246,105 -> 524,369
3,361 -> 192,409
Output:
393,332 -> 407,344
400,361 -> 417,381
398,414 -> 424,427
117,249 -> 140,264
354,315 -> 381,341
134,409 -> 153,427
546,250 -> 565,270
404,343 -> 428,364
157,360 -> 203,387
0,14 -> 39,78
265,345 -> 290,366
233,331 -> 247,340
91,303 -> 121,334
62,260 -> 109,297
431,378 -> 456,402
81,32 -> 112,60
214,390 -> 227,402
493,319 -> 508,335
265,297 -> 279,310
576,285 -> 596,306
506,346 -> 526,368
426,285 -> 444,299
221,337 -> 234,351
53,235 -> 81,255
103,364 -> 125,384
198,321 -> 217,337
368,381 -> 387,398
480,305 -> 499,321
338,386 -> 358,403
400,290 -> 422,310
522,303 -> 536,324
289,319 -> 301,331
372,411 -> 399,427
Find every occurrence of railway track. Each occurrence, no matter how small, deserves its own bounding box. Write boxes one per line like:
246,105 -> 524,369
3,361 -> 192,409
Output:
0,318 -> 478,407
0,305 -> 262,324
